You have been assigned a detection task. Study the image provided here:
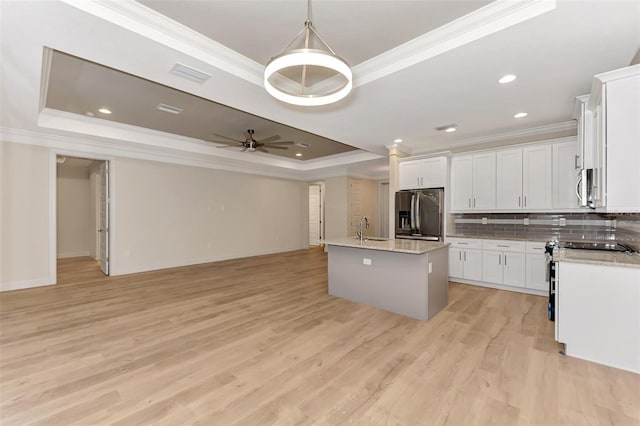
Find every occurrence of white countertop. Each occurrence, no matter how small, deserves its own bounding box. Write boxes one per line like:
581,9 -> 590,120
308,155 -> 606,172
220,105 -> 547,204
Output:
553,248 -> 640,269
322,237 -> 448,255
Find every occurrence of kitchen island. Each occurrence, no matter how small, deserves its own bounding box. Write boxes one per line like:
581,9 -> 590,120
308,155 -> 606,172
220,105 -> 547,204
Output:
322,238 -> 449,320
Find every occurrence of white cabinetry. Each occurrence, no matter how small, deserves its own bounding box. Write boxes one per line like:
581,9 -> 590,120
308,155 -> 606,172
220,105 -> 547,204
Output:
448,238 -> 482,281
589,66 -> 640,212
525,241 -> 547,291
481,240 -> 526,288
451,153 -> 495,211
399,156 -> 447,190
496,146 -> 551,210
552,141 -> 581,209
557,261 -> 640,373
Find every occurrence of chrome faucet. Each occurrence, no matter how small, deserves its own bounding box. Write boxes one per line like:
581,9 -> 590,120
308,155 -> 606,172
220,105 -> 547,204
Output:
357,216 -> 369,242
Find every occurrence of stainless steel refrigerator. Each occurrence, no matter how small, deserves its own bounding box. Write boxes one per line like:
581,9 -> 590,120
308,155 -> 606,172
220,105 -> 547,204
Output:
395,188 -> 444,241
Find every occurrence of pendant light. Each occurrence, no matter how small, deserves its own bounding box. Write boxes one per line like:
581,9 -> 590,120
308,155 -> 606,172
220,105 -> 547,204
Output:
264,0 -> 352,106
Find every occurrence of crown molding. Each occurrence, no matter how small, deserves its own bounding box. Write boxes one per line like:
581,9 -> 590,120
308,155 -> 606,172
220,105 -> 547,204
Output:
411,120 -> 577,155
59,0 -> 264,86
353,0 -> 556,87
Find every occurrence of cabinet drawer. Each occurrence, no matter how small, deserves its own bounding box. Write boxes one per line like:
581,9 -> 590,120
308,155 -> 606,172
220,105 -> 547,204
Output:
526,241 -> 547,254
482,239 -> 525,252
447,238 -> 482,249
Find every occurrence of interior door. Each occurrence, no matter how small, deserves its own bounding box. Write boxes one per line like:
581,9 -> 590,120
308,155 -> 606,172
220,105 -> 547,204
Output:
308,184 -> 321,246
99,162 -> 109,275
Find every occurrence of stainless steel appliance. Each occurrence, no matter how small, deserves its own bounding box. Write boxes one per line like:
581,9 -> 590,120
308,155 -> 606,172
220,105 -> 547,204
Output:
545,240 -> 633,323
577,168 -> 596,209
395,188 -> 443,241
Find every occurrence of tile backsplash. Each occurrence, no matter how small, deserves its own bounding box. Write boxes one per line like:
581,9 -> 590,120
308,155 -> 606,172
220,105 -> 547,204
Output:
449,212 -> 640,249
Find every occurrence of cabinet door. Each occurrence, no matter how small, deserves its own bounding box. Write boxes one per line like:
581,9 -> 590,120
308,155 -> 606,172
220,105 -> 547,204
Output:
503,251 -> 526,288
472,153 -> 496,210
526,253 -> 547,291
420,157 -> 446,188
496,149 -> 523,209
449,247 -> 464,279
399,161 -> 421,190
523,145 -> 552,209
482,250 -> 503,284
552,141 -> 580,209
463,249 -> 483,281
451,156 -> 473,210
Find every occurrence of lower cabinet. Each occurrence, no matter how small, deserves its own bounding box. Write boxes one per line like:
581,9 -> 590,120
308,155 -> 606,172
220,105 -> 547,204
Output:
482,250 -> 526,287
448,237 -> 545,294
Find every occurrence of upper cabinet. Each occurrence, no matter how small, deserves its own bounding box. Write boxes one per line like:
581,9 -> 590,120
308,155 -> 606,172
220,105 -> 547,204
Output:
589,65 -> 640,212
496,145 -> 551,210
451,153 -> 496,211
553,141 -> 581,209
399,156 -> 447,190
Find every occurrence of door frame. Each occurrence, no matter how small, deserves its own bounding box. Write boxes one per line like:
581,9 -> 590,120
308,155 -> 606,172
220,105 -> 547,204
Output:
50,150 -> 116,282
308,181 -> 325,246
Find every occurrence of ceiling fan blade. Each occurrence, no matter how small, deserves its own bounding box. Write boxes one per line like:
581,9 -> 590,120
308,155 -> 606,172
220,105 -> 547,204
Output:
241,147 -> 248,152
216,145 -> 241,149
258,147 -> 269,153
213,133 -> 244,143
266,141 -> 294,145
209,140 -> 241,146
263,145 -> 288,150
257,135 -> 281,143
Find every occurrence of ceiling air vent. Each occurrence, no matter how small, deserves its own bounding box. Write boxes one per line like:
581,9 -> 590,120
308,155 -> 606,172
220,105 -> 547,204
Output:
156,103 -> 183,114
170,63 -> 212,84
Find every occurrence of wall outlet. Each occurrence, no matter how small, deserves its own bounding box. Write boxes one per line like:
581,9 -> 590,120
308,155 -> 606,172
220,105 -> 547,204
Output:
523,218 -> 530,226
363,258 -> 372,266
559,218 -> 567,227
482,217 -> 488,225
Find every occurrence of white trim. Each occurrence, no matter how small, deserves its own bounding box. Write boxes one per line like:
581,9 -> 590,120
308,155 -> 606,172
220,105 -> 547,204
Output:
398,151 -> 453,164
1,278 -> 55,292
413,123 -> 577,155
449,278 -> 546,297
59,0 -> 264,86
57,251 -> 91,259
353,0 -> 556,87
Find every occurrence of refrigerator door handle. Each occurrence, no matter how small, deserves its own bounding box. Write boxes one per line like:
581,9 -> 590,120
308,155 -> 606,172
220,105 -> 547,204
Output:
415,193 -> 421,233
410,194 -> 416,232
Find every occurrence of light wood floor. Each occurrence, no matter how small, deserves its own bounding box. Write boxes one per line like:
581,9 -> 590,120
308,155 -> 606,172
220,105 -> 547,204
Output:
1,249 -> 638,425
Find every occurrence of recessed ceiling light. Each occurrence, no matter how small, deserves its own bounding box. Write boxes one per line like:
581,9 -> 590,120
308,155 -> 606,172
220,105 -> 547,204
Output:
498,74 -> 517,84
445,127 -> 457,133
98,108 -> 112,114
514,112 -> 528,118
394,138 -> 403,143
296,153 -> 302,157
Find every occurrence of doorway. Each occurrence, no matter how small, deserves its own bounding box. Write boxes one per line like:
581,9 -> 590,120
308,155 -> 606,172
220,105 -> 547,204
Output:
379,182 -> 390,238
56,155 -> 110,276
308,183 -> 324,246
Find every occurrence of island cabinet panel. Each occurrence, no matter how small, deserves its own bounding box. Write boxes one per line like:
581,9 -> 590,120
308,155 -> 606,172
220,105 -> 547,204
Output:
327,245 -> 448,321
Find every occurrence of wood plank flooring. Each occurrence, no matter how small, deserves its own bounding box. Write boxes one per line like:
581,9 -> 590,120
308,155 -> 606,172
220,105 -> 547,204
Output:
1,248 -> 638,425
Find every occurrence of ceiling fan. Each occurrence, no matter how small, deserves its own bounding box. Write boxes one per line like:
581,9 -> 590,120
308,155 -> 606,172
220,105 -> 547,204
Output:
210,129 -> 294,153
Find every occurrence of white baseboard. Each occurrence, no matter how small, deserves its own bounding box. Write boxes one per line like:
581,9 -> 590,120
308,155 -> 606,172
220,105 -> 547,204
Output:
57,250 -> 91,259
449,277 -> 546,296
1,277 -> 55,292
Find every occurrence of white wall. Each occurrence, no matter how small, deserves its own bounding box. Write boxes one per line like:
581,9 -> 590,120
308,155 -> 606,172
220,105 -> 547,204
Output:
111,157 -> 308,275
0,142 -> 52,290
0,141 -> 309,290
57,165 -> 91,258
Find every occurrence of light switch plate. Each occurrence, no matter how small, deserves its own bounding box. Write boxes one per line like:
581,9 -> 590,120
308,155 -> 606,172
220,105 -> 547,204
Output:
559,218 -> 567,227
523,218 -> 530,226
363,258 -> 372,266
482,217 -> 488,225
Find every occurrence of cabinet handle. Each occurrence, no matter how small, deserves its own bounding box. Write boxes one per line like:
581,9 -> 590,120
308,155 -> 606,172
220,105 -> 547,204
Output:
499,254 -> 501,265
417,177 -> 420,187
458,242 -> 468,245
575,154 -> 580,170
468,198 -> 471,208
524,196 -> 527,207
504,255 -> 507,266
473,198 -> 476,208
464,252 -> 466,261
518,196 -> 521,207
459,251 -> 462,261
